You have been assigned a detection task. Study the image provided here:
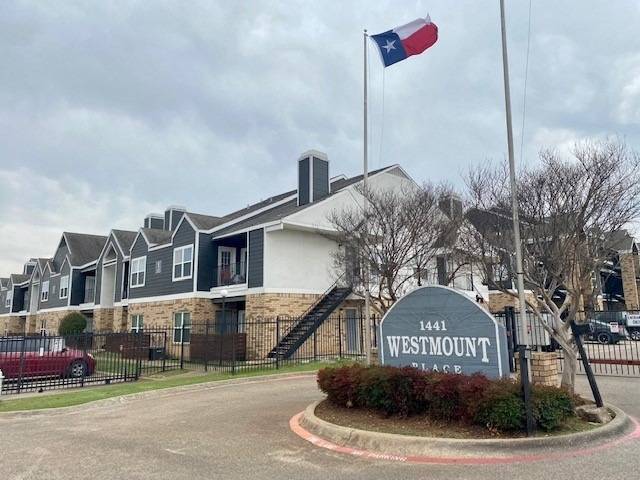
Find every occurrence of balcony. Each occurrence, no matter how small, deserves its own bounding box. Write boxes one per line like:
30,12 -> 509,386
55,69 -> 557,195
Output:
214,262 -> 247,287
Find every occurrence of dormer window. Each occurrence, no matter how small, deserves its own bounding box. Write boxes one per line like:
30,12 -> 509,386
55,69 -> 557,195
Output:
5,290 -> 12,308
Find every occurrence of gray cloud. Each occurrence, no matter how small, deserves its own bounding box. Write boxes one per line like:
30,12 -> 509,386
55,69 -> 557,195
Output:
1,1 -> 639,275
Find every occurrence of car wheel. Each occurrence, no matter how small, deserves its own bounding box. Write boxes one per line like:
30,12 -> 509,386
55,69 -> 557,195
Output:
68,360 -> 87,378
630,330 -> 640,342
597,332 -> 612,345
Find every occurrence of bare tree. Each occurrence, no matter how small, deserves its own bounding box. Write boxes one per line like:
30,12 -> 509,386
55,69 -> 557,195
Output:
329,182 -> 456,313
463,140 -> 640,392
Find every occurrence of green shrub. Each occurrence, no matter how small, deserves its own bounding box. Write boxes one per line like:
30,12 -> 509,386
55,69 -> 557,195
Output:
58,312 -> 88,335
317,364 -> 578,433
532,385 -> 575,431
474,380 -> 524,431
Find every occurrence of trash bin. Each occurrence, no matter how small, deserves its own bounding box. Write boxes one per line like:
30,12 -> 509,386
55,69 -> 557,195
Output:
148,347 -> 165,361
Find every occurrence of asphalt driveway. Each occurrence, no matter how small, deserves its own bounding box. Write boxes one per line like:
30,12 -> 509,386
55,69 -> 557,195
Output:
0,374 -> 638,480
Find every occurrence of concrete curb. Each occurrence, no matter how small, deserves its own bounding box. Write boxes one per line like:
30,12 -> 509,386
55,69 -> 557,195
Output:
300,400 -> 635,458
0,372 -> 317,419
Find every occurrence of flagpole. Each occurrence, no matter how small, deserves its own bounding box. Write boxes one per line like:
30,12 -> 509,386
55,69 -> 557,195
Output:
363,28 -> 372,366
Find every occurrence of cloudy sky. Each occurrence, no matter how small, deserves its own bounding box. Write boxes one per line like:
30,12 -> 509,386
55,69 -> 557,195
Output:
1,1 -> 639,276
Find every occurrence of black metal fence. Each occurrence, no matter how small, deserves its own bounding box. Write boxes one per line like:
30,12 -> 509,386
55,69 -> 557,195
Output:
0,332 -> 159,395
496,309 -> 640,377
141,314 -> 379,375
0,314 -> 379,395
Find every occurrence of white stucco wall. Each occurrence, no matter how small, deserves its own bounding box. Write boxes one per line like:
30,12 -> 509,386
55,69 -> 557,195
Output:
263,228 -> 339,293
285,166 -> 415,232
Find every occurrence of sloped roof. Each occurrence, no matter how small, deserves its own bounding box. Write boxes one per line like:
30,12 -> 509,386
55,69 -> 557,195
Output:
141,228 -> 172,246
186,212 -> 225,230
213,165 -> 397,237
0,278 -> 8,289
64,232 -> 108,266
10,273 -> 30,285
112,229 -> 138,255
606,229 -> 636,253
36,258 -> 52,273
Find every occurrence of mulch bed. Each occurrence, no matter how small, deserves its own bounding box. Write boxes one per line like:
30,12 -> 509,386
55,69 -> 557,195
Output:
314,399 -> 596,439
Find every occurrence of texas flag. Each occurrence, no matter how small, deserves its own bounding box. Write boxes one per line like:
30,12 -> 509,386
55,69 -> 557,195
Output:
371,16 -> 438,67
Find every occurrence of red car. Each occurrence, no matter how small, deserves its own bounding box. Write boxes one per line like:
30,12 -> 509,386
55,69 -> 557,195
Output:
0,337 -> 96,380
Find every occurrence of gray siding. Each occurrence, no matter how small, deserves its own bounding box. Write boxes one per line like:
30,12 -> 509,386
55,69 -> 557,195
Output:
312,156 -> 329,201
129,221 -> 195,299
198,232 -> 215,291
40,263 -> 71,310
0,288 -> 8,315
53,241 -> 69,271
298,157 -> 310,205
248,228 -> 264,288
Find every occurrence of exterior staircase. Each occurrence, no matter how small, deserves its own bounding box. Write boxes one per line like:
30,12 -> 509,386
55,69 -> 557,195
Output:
267,285 -> 352,360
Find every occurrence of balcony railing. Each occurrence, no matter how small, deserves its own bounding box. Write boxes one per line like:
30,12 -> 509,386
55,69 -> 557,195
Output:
214,262 -> 246,287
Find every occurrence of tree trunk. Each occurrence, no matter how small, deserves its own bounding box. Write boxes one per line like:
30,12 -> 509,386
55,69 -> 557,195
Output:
561,350 -> 577,393
559,323 -> 578,393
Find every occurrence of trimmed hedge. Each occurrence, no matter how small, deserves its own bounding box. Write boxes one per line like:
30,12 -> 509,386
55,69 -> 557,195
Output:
58,312 -> 88,335
317,364 -> 575,433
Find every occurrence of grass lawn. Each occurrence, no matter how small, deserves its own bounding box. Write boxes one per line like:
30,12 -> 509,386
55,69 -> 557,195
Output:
0,361 -> 325,413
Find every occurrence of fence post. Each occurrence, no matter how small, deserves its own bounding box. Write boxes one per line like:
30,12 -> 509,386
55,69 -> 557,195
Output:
180,322 -> 185,370
17,335 -> 26,394
276,316 -> 280,370
162,331 -> 167,372
232,314 -> 237,375
505,307 -> 515,373
313,325 -> 317,361
518,346 -> 535,436
338,313 -> 342,358
82,332 -> 88,386
204,321 -> 209,372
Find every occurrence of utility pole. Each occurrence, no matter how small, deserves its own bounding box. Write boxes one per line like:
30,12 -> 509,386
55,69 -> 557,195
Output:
500,0 -> 534,435
499,0 -> 530,347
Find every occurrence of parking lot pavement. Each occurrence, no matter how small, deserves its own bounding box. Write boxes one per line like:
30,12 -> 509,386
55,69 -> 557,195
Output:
0,373 -> 638,480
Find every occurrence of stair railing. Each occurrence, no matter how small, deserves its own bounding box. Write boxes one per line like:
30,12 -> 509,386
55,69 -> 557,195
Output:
276,273 -> 347,347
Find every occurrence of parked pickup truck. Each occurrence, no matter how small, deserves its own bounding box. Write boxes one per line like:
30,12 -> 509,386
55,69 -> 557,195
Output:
589,311 -> 640,342
0,336 -> 95,380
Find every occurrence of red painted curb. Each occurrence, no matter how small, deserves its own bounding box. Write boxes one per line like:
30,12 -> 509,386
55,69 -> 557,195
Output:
289,412 -> 640,465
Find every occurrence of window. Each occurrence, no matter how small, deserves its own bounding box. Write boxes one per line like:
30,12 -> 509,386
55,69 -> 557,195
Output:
155,260 -> 162,274
131,257 -> 146,288
59,275 -> 69,299
5,290 -> 12,308
173,245 -> 193,281
39,319 -> 47,336
173,312 -> 191,343
131,314 -> 144,333
41,281 -> 49,302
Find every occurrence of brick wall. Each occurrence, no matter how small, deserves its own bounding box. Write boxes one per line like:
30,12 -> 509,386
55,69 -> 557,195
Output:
93,308 -> 115,332
244,293 -> 320,319
127,298 -> 216,329
36,310 -> 71,335
488,290 -> 538,314
620,253 -> 640,310
515,351 -> 559,387
3,316 -> 26,335
243,293 -> 368,360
